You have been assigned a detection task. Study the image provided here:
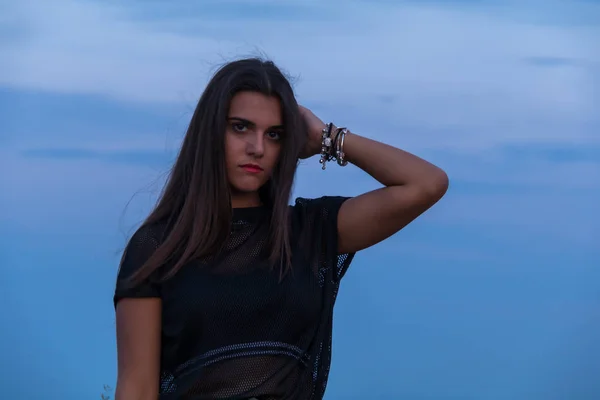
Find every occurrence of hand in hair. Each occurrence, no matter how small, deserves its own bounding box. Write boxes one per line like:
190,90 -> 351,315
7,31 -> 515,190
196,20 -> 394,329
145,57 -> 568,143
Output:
298,105 -> 327,159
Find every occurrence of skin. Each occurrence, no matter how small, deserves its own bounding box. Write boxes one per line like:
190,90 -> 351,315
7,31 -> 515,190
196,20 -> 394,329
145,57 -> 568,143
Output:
298,105 -> 449,254
225,92 -> 284,208
114,92 -> 448,400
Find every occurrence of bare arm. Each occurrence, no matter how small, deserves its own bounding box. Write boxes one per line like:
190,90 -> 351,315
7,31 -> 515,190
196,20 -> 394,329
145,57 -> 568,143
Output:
115,298 -> 162,400
337,131 -> 448,254
299,106 -> 449,254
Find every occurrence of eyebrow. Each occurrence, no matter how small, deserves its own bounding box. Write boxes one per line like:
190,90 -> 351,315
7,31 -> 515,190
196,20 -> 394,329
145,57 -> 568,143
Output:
227,117 -> 284,131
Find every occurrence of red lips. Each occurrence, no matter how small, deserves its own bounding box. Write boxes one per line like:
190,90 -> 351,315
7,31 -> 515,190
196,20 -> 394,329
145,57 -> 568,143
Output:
240,163 -> 263,173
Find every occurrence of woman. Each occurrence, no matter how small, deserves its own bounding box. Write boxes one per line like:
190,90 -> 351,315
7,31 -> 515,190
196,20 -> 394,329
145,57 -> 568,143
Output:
114,58 -> 448,400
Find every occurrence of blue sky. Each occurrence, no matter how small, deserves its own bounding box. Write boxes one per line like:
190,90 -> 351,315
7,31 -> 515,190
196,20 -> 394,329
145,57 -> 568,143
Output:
1,0 -> 599,398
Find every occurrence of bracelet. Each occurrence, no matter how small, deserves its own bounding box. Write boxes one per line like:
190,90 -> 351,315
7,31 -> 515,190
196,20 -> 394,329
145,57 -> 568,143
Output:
318,123 -> 334,170
335,127 -> 349,166
319,123 -> 348,169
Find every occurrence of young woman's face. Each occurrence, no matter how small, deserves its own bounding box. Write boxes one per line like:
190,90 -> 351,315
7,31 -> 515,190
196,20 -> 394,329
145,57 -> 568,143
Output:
225,91 -> 284,207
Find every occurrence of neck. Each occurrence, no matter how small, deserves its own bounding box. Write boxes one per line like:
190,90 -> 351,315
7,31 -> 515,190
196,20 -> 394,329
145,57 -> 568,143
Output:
231,191 -> 262,209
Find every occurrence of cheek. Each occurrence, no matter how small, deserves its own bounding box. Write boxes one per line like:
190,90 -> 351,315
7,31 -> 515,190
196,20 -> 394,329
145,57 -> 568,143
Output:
224,134 -> 242,164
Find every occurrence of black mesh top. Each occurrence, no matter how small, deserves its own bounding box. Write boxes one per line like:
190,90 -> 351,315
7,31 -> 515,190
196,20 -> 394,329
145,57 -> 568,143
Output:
114,196 -> 355,400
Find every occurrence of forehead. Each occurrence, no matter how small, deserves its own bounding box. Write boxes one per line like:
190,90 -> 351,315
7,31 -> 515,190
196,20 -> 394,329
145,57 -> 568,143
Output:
228,91 -> 282,125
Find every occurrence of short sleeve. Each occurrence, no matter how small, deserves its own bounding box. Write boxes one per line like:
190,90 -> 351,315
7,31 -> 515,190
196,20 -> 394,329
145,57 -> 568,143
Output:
113,224 -> 164,308
292,196 -> 356,283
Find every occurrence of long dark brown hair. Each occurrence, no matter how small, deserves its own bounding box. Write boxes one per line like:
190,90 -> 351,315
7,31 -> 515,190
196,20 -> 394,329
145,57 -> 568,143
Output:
123,58 -> 307,285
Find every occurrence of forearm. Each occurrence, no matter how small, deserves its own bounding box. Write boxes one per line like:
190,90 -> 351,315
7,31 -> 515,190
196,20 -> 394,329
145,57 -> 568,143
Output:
114,377 -> 158,400
114,386 -> 157,400
301,106 -> 449,253
341,131 -> 448,191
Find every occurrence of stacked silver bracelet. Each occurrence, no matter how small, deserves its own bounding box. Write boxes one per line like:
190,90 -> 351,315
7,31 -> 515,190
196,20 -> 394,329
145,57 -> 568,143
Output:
334,127 -> 349,167
319,123 -> 349,170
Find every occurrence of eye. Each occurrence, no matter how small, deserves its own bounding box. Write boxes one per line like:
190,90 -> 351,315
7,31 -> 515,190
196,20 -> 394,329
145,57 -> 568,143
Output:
231,122 -> 247,132
266,131 -> 282,141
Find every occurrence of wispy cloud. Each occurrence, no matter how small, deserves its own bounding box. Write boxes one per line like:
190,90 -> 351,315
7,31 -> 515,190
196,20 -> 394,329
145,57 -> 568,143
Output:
20,147 -> 174,167
2,0 -> 599,150
2,0 -> 598,241
499,143 -> 600,163
4,143 -> 598,250
523,56 -> 582,68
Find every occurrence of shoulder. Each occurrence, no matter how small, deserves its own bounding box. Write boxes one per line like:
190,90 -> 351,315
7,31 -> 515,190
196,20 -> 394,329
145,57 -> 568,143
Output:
292,196 -> 351,216
290,196 -> 356,280
126,222 -> 165,255
114,221 -> 169,307
290,195 -> 352,235
119,220 -> 168,276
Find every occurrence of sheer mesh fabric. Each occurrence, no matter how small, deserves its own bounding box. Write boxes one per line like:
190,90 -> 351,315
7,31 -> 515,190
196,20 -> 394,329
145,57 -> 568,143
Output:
114,196 -> 355,400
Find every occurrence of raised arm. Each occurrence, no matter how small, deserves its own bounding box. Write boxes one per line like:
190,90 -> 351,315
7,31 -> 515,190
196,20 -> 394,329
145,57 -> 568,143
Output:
115,298 -> 162,400
335,131 -> 448,254
300,106 -> 449,254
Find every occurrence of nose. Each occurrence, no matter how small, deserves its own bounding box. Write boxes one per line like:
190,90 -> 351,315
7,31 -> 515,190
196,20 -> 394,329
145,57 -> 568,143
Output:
245,131 -> 265,158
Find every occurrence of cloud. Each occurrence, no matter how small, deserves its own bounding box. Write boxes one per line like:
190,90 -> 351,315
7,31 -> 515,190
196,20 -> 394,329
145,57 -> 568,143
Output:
2,0 -> 599,150
20,147 -> 175,168
100,0 -> 333,22
499,143 -> 600,163
3,141 -> 598,252
1,0 -> 598,249
433,144 -> 600,188
523,56 -> 582,68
